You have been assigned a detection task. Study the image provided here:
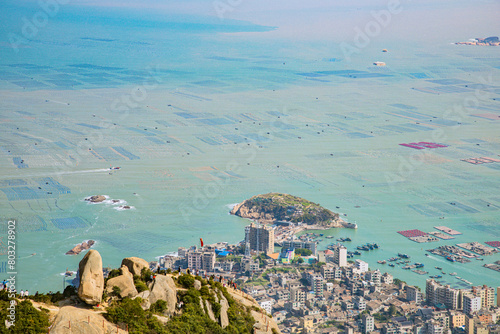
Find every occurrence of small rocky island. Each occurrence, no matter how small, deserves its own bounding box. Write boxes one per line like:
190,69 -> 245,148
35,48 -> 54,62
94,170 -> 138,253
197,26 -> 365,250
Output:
230,193 -> 356,228
66,240 -> 95,255
85,195 -> 106,203
455,36 -> 499,46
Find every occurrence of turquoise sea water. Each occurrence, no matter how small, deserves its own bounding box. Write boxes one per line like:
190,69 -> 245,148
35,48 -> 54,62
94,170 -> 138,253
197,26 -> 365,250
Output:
0,0 -> 499,293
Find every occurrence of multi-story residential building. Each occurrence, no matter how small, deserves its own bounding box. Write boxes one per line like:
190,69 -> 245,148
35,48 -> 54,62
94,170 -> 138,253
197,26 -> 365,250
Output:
355,259 -> 369,273
361,314 -> 374,334
449,310 -> 466,328
444,285 -> 460,310
177,246 -> 188,258
406,285 -> 422,304
187,250 -> 203,270
426,279 -> 461,310
220,261 -> 234,272
321,264 -> 342,280
471,285 -> 495,309
241,257 -> 259,273
312,275 -> 324,298
353,296 -> 366,311
381,272 -> 393,284
332,244 -> 348,267
290,287 -> 306,304
432,311 -> 449,329
259,299 -> 274,314
202,251 -> 216,272
245,222 -> 274,254
282,240 -> 317,255
463,294 -> 482,316
276,289 -> 290,301
426,320 -> 444,334
365,269 -> 381,286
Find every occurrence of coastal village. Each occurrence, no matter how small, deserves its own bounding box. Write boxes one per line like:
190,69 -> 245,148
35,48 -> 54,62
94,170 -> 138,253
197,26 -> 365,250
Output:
4,193 -> 499,333
152,218 -> 500,334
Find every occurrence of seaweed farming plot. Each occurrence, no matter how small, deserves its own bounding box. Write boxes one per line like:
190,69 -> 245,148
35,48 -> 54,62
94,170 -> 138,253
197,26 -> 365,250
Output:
425,78 -> 472,86
0,216 -> 47,233
13,157 -> 28,168
195,118 -> 235,126
0,177 -> 70,201
100,231 -> 175,254
91,146 -> 140,161
470,113 -> 500,120
51,217 -> 89,230
485,241 -> 500,249
409,200 -> 482,217
397,229 -> 438,243
399,142 -> 448,150
461,156 -> 500,165
425,85 -> 471,94
0,179 -> 27,187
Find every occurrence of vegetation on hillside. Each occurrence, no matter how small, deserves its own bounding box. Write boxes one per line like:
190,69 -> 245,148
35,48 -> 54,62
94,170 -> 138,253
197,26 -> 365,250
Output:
0,290 -> 50,334
104,272 -> 256,334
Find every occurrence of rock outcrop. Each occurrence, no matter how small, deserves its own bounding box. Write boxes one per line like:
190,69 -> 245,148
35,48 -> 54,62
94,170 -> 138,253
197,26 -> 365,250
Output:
122,257 -> 149,276
193,279 -> 202,290
77,250 -> 104,305
105,265 -> 138,298
147,275 -> 177,315
218,292 -> 229,328
66,240 -> 95,255
134,290 -> 151,310
204,298 -> 216,322
226,287 -> 281,333
50,306 -> 128,334
85,195 -> 106,203
231,201 -> 274,222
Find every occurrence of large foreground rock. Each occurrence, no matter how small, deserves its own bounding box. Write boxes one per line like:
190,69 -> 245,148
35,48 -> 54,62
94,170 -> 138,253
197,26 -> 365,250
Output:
148,275 -> 177,315
122,257 -> 149,276
50,306 -> 127,334
105,265 -> 138,298
78,250 -> 104,305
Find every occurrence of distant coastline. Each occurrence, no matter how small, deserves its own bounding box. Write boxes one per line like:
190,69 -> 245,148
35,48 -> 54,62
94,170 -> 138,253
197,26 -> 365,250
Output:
455,36 -> 499,46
